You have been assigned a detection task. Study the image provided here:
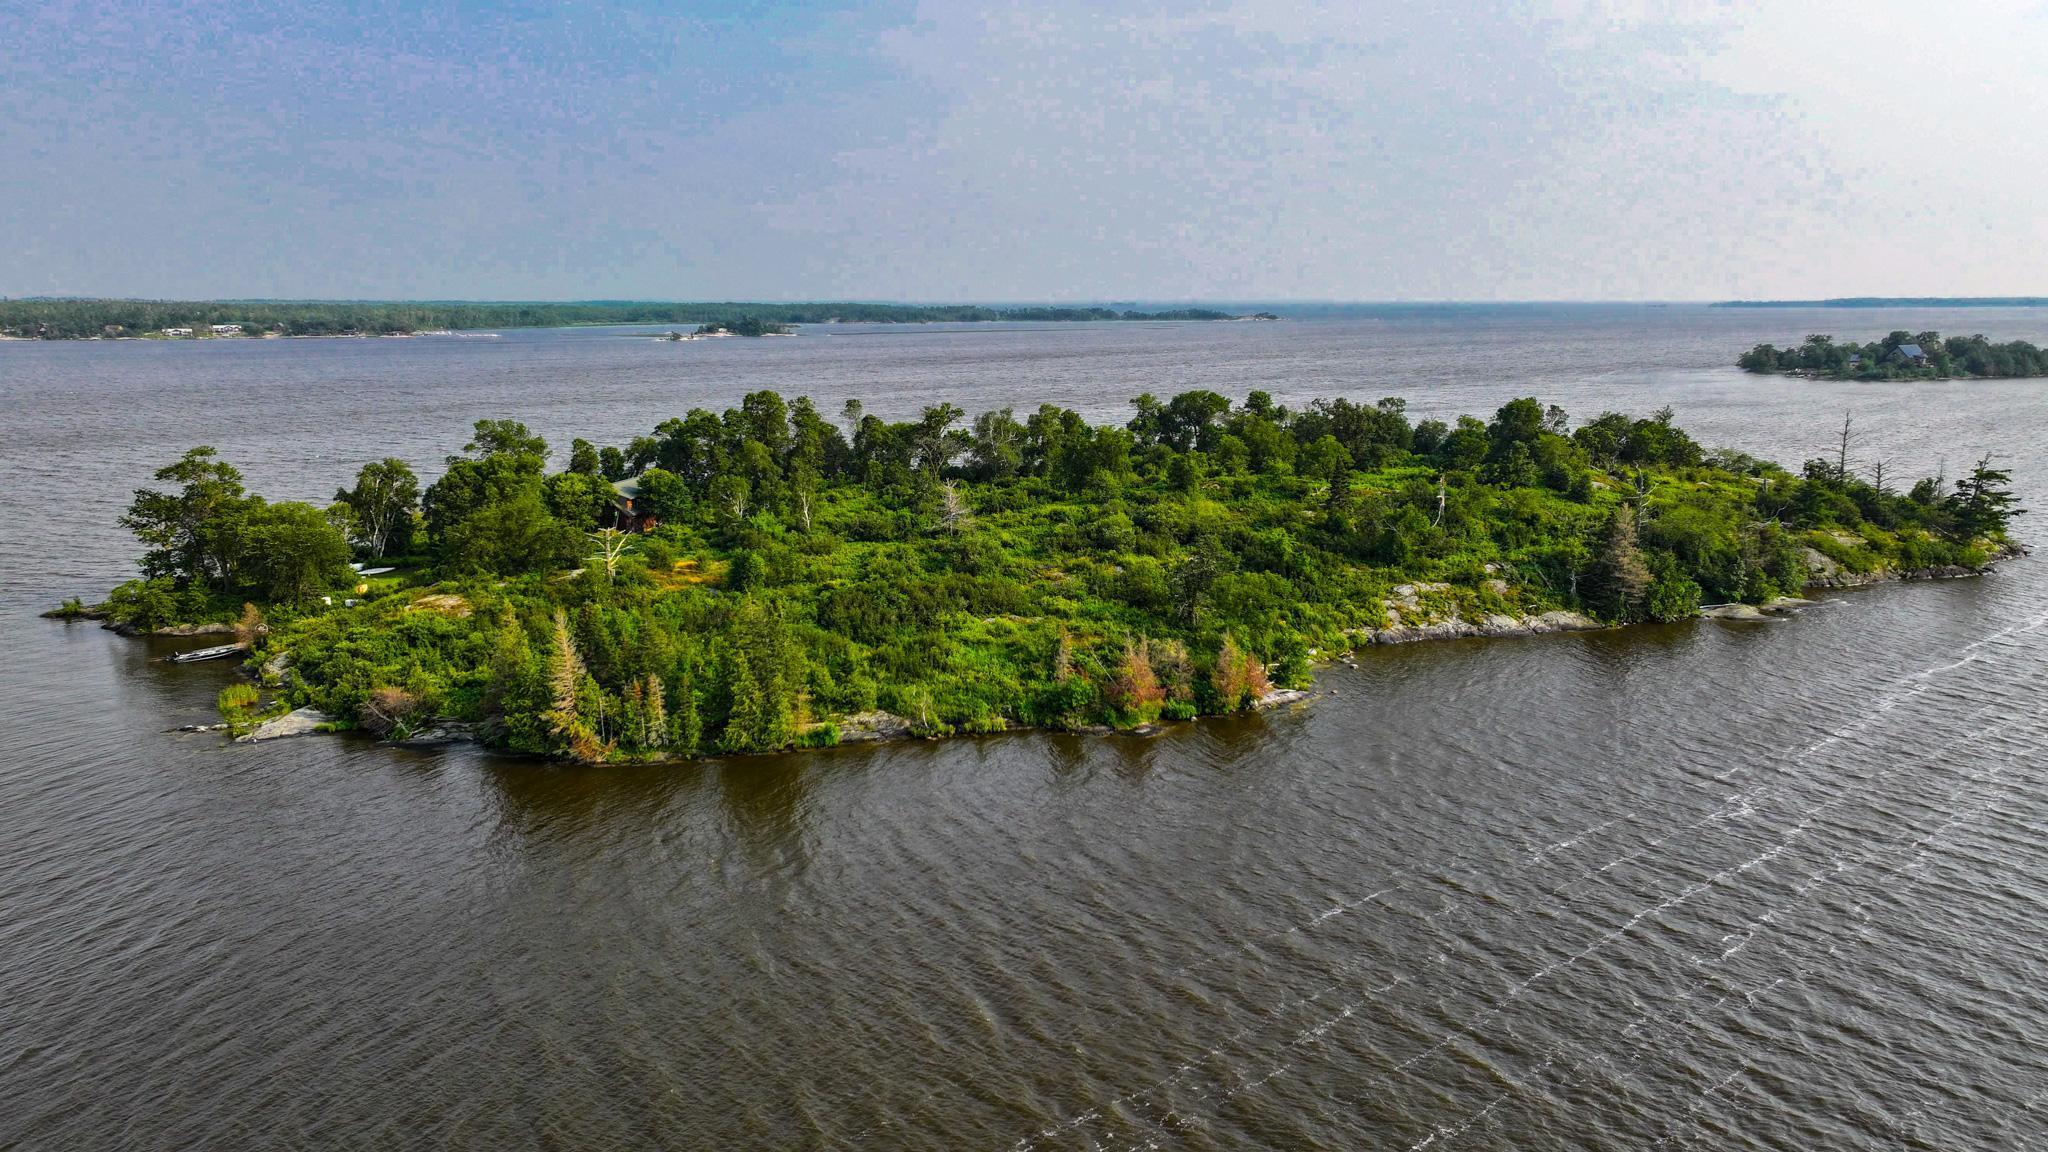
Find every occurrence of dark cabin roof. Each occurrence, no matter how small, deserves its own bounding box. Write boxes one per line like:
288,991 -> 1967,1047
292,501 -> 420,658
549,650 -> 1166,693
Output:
612,477 -> 644,501
1897,343 -> 1926,359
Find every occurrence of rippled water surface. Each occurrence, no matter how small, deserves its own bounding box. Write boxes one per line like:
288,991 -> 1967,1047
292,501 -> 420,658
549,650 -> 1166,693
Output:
3,307 -> 2045,1149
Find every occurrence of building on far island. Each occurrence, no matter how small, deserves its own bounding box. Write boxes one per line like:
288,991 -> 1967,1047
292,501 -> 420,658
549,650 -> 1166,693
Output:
607,477 -> 658,533
211,323 -> 242,335
1893,343 -> 1928,366
162,327 -> 193,337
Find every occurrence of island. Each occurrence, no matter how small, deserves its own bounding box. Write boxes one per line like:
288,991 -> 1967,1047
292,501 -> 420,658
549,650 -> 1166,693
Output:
0,299 -> 1248,340
1738,331 -> 2048,380
676,318 -> 796,338
56,389 -> 2023,760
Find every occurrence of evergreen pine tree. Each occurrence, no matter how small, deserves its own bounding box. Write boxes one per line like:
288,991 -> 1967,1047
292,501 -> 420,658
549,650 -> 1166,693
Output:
1583,506 -> 1652,621
1947,455 -> 2025,541
622,678 -> 646,747
724,649 -> 765,752
671,666 -> 702,755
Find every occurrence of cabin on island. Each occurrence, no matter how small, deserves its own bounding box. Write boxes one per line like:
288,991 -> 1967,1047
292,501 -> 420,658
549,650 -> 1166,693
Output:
211,323 -> 242,335
162,327 -> 193,337
608,477 -> 658,533
1892,343 -> 1928,366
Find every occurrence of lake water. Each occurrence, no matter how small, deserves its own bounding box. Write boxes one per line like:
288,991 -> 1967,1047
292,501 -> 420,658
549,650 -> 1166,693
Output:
4,306 -> 2046,1149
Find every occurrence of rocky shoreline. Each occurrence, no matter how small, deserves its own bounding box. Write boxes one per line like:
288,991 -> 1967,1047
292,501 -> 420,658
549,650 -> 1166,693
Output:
1805,539 -> 2028,589
67,541 -> 2030,762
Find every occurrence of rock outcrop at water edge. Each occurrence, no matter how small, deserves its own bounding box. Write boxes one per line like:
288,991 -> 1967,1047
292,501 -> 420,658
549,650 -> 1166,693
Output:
237,707 -> 332,743
1805,540 -> 2029,589
1368,582 -> 1602,644
836,711 -> 917,743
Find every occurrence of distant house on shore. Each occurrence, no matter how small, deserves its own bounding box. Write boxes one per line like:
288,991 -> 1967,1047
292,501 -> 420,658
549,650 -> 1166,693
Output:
161,327 -> 193,337
1892,343 -> 1928,366
608,477 -> 657,533
211,323 -> 242,335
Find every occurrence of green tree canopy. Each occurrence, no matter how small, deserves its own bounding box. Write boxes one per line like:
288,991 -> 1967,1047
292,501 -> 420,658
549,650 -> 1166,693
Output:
333,458 -> 420,559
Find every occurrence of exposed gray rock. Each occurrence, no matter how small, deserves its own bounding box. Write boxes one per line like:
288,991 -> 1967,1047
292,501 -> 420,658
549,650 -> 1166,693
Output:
1801,546 -> 1842,578
1812,561 -> 1990,588
1804,540 -> 2026,590
1528,610 -> 1603,633
1808,568 -> 1891,589
1384,581 -> 1449,617
836,711 -> 916,743
106,619 -> 239,638
1255,688 -> 1311,708
156,621 -> 239,637
1369,609 -> 1600,645
1700,603 -> 1774,621
237,706 -> 332,743
392,720 -> 475,747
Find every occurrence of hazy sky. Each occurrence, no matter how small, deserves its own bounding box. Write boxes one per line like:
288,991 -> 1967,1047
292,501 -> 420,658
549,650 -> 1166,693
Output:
5,1 -> 2044,301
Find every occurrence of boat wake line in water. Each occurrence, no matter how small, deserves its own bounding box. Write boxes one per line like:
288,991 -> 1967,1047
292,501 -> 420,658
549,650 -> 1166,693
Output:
998,610 -> 2048,1151
1428,707 -> 2041,1151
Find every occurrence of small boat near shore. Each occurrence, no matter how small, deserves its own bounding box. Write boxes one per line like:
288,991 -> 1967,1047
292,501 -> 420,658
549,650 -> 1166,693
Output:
168,643 -> 243,664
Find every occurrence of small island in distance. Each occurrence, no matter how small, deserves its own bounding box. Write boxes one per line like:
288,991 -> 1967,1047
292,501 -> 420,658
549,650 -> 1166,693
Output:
0,298 -> 1269,340
1739,331 -> 2048,380
663,318 -> 798,339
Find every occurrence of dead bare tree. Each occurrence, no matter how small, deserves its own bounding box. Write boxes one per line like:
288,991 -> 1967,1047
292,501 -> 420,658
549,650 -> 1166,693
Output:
588,527 -> 634,583
1835,410 -> 1856,482
938,480 -> 971,534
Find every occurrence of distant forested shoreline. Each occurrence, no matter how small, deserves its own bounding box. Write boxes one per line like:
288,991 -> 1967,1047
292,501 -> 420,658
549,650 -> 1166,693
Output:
0,299 -> 1245,340
1717,298 -> 2048,309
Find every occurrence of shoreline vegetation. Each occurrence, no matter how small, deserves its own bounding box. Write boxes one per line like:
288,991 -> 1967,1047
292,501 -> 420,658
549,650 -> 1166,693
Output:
0,299 -> 1264,341
52,389 -> 2024,762
1738,331 -> 2048,380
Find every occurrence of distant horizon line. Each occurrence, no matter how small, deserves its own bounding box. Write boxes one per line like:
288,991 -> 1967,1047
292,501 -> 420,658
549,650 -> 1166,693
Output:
8,294 -> 2048,310
4,295 -> 2048,313
3,293 -> 1698,306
